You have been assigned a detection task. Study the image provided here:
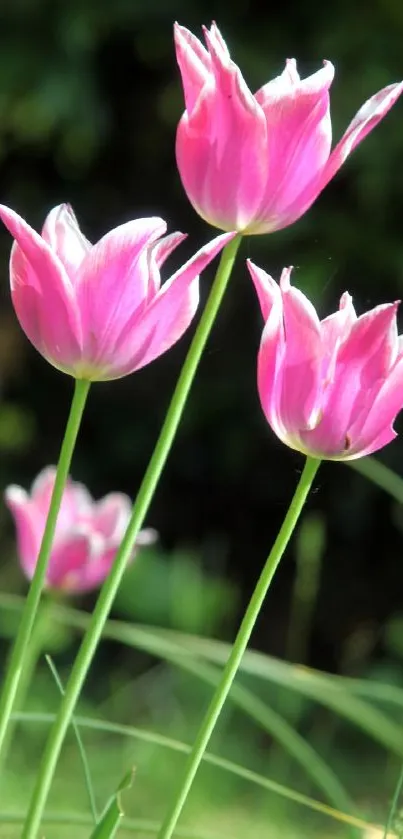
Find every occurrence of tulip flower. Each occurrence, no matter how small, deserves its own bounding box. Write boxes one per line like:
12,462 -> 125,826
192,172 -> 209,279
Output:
248,260 -> 403,460
6,467 -> 156,593
0,203 -> 234,380
175,22 -> 403,235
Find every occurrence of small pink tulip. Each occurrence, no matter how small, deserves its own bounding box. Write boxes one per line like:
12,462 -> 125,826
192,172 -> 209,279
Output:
248,260 -> 403,460
0,203 -> 234,380
6,467 -> 156,593
175,22 -> 403,234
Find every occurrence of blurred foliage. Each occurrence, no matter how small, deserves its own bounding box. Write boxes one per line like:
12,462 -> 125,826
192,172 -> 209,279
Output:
0,0 -> 402,832
1,557 -> 403,837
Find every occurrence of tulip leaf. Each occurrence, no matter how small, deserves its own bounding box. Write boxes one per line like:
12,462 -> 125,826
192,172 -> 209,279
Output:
89,768 -> 134,839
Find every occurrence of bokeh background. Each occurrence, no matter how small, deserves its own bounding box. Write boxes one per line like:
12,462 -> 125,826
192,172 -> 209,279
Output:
0,0 -> 403,836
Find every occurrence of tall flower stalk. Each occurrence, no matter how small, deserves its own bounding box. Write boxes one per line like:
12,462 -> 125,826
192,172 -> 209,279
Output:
0,378 -> 90,758
21,234 -> 242,838
157,456 -> 321,839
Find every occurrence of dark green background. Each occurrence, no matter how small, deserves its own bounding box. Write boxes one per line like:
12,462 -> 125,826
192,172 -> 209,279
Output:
0,0 -> 402,678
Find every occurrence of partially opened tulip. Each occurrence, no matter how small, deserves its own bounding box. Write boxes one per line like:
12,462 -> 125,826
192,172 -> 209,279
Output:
6,467 -> 156,593
0,203 -> 234,380
175,22 -> 403,234
248,260 -> 403,460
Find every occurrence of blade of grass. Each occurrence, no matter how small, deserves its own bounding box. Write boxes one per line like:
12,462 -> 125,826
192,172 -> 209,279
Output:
11,710 -> 383,833
383,761 -> 403,839
0,812 -> 227,838
89,769 -> 134,839
1,594 -> 402,707
101,623 -> 403,761
45,655 -> 97,823
2,595 -> 403,747
107,630 -> 356,819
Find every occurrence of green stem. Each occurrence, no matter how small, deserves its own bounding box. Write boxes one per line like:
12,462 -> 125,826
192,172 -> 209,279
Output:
21,234 -> 242,839
0,378 -> 90,765
157,455 -> 321,839
0,604 -> 51,775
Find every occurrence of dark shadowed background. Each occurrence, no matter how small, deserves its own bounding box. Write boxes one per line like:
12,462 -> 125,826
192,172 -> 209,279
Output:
0,0 -> 402,689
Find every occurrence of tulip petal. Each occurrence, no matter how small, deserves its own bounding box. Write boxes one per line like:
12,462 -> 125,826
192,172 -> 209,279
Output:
46,531 -> 103,591
253,61 -> 334,230
322,81 -> 403,187
319,292 -> 357,383
0,205 -> 83,369
278,276 -> 323,434
247,259 -> 285,321
347,353 -> 403,457
300,304 -> 399,456
105,231 -> 235,377
174,23 -> 212,113
92,493 -> 131,540
147,232 -> 187,300
41,204 -> 91,279
279,81 -> 403,230
76,217 -> 166,373
30,466 -> 57,512
257,290 -> 286,441
5,487 -> 41,579
176,26 -> 268,231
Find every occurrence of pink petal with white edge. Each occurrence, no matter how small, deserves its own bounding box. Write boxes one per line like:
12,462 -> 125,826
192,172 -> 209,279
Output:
278,274 -> 323,434
108,231 -> 235,377
30,467 -> 93,537
257,304 -> 285,441
45,532 -> 101,591
174,23 -> 212,113
300,304 -> 400,457
5,487 -> 41,578
30,466 -> 58,513
135,527 -> 158,547
176,27 -> 268,231
247,259 -> 284,321
41,204 -> 91,278
320,292 -> 357,351
322,81 -> 403,187
0,205 -> 83,368
347,352 -> 403,456
92,493 -> 131,540
319,292 -> 357,382
279,81 -> 403,230
146,232 -> 187,300
74,546 -> 118,593
76,217 -> 166,371
253,61 -> 334,229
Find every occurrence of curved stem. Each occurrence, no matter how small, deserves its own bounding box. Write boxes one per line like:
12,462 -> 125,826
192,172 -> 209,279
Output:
21,234 -> 242,838
157,455 -> 321,839
0,378 -> 90,765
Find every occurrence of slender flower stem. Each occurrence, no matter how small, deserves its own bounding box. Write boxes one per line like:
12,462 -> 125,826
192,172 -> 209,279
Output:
157,455 -> 321,839
21,234 -> 242,839
0,378 -> 90,764
0,604 -> 52,775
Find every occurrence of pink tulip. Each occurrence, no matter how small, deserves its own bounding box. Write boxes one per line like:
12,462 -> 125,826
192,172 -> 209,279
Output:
248,260 -> 403,460
0,203 -> 234,380
6,467 -> 156,593
175,22 -> 403,235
